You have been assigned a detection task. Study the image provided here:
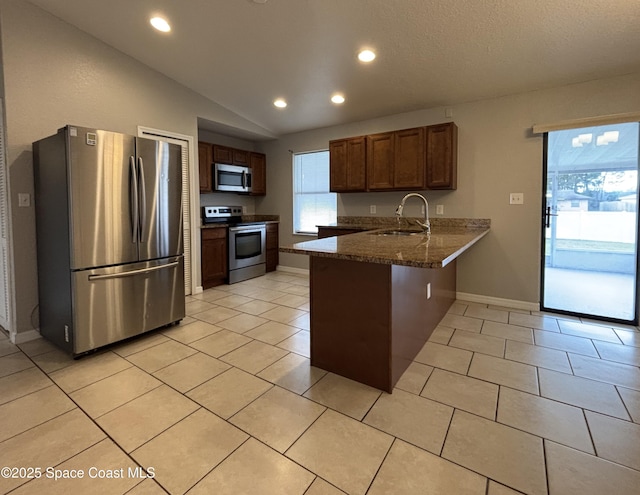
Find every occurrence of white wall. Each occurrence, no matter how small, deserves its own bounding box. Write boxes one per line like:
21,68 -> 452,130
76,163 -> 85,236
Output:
259,72 -> 640,305
0,0 -> 271,338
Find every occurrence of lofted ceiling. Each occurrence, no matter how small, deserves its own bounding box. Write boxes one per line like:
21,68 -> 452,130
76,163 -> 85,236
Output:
27,0 -> 640,139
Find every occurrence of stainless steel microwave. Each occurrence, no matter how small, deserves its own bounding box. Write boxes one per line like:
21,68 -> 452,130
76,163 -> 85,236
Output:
214,163 -> 252,193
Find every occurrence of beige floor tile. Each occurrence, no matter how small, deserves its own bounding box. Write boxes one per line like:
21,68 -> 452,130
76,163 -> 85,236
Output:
234,299 -> 278,315
618,386 -> 640,423
468,353 -> 539,394
132,408 -> 248,495
305,478 -> 346,495
214,294 -> 254,308
220,340 -> 289,374
533,329 -> 599,357
593,340 -> 640,367
49,351 -> 132,393
17,338 -> 59,357
0,367 -> 51,405
505,340 -> 572,373
217,313 -> 269,334
450,329 -> 506,357
230,386 -> 325,453
585,411 -> 640,471
615,328 -> 640,347
70,367 -> 162,418
152,352 -> 230,393
189,329 -> 252,357
187,367 -> 273,419
414,341 -> 473,374
569,353 -> 640,390
125,479 -> 166,495
304,373 -> 381,420
185,298 -> 218,315
160,319 -> 222,344
421,368 -> 498,420
0,409 -> 105,493
498,387 -> 594,453
538,368 -> 629,419
394,361 -> 434,395
481,320 -> 534,344
488,481 -> 524,495
558,320 -> 622,343
257,352 -> 326,394
190,437 -> 314,495
509,312 -> 559,332
440,313 -> 483,332
198,288 -> 231,302
448,301 -> 468,315
428,325 -> 454,345
290,313 -> 310,330
546,440 -> 640,495
287,409 -> 393,495
272,293 -> 309,309
0,339 -> 19,357
192,306 -> 241,325
442,410 -> 547,495
464,305 -> 509,323
244,320 -> 300,344
112,332 -> 171,357
125,340 -> 197,373
29,348 -> 75,373
97,385 -> 199,452
368,439 -> 486,495
277,330 -> 310,357
251,288 -> 288,302
261,305 -> 307,323
364,389 -> 453,454
9,438 -> 140,495
0,352 -> 35,378
0,386 -> 75,442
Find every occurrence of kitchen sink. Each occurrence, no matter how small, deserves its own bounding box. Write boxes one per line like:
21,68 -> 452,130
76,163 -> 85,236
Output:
372,229 -> 425,236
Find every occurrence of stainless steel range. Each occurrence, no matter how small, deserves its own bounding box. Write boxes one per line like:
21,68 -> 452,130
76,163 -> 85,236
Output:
202,206 -> 266,284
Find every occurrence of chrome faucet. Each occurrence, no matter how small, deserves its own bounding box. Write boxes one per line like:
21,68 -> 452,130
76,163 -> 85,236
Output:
395,193 -> 431,234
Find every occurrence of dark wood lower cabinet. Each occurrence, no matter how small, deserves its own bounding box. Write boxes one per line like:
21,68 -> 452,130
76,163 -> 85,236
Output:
266,223 -> 279,272
201,228 -> 227,288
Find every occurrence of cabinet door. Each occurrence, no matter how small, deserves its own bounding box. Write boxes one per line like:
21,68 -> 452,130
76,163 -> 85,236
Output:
330,137 -> 366,192
198,142 -> 213,192
249,152 -> 266,196
201,228 -> 227,288
265,223 -> 279,272
394,127 -> 425,189
426,123 -> 458,190
213,145 -> 233,164
366,132 -> 395,191
233,149 -> 249,166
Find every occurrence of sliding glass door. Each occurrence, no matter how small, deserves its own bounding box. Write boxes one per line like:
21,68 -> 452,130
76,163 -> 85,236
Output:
541,122 -> 640,323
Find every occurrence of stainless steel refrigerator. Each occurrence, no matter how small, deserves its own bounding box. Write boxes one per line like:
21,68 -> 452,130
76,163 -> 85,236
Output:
33,125 -> 185,355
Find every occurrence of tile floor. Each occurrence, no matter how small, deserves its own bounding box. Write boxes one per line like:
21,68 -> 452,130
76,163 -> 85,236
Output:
1,271 -> 640,494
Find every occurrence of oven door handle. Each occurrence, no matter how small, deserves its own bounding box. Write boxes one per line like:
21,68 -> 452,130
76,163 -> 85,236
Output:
229,225 -> 265,234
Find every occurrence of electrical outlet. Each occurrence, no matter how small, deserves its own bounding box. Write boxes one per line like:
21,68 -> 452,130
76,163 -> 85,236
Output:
436,204 -> 444,215
509,193 -> 524,205
370,205 -> 376,214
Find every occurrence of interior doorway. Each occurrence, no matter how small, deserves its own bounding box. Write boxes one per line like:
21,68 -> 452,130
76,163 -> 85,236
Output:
541,122 -> 640,324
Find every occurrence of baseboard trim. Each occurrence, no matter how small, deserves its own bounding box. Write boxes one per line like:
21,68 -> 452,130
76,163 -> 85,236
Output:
456,292 -> 539,312
276,265 -> 309,276
193,286 -> 204,295
11,329 -> 42,345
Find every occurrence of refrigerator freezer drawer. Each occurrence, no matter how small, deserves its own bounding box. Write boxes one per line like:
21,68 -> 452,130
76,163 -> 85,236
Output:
72,256 -> 185,354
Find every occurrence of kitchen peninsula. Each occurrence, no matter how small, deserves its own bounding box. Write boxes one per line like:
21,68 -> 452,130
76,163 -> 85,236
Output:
281,218 -> 490,392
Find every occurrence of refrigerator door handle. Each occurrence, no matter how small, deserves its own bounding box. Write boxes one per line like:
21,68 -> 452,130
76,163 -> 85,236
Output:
137,157 -> 147,242
129,156 -> 138,243
88,261 -> 180,281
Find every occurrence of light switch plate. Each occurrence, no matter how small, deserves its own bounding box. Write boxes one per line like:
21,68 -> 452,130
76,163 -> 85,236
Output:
509,193 -> 524,205
370,205 -> 376,214
436,205 -> 444,215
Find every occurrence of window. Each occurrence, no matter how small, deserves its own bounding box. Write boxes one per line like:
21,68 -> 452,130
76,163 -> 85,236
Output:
293,150 -> 336,234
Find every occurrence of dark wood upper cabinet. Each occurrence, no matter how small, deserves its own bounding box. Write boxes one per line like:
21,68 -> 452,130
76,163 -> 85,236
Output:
329,136 -> 366,192
366,132 -> 395,191
198,142 -> 213,193
212,144 -> 233,164
249,152 -> 266,196
426,122 -> 457,190
394,127 -> 425,190
232,149 -> 249,166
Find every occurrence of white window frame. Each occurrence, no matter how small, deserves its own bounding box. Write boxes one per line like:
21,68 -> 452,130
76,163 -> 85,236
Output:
292,150 -> 336,235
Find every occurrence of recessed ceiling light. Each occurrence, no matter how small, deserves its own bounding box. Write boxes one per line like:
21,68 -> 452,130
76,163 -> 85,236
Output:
331,94 -> 345,104
358,49 -> 376,62
273,99 -> 287,108
150,16 -> 171,33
